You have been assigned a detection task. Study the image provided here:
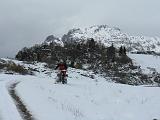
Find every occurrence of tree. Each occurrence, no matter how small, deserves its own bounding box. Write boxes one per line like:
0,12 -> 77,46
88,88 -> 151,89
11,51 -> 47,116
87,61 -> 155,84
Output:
107,44 -> 116,62
119,46 -> 126,56
119,46 -> 123,56
123,46 -> 126,55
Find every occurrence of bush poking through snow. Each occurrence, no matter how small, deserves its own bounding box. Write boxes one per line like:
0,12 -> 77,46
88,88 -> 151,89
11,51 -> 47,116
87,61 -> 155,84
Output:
0,59 -> 33,75
6,61 -> 28,75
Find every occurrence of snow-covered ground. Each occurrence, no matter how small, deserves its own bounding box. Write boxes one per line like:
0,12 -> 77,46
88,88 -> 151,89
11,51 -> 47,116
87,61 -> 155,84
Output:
0,74 -> 23,120
128,54 -> 160,74
0,57 -> 160,120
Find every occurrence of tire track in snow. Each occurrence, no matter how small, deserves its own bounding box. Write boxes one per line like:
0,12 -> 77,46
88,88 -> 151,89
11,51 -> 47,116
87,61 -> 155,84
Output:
0,81 -> 22,120
9,82 -> 35,120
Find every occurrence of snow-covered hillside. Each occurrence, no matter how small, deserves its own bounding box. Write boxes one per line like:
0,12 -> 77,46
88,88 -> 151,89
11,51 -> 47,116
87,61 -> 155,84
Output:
62,25 -> 128,45
129,54 -> 160,74
0,58 -> 160,120
61,25 -> 160,53
16,68 -> 160,120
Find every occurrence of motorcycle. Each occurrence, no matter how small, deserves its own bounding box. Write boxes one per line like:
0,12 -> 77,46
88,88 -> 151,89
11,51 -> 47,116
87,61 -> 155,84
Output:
56,70 -> 67,84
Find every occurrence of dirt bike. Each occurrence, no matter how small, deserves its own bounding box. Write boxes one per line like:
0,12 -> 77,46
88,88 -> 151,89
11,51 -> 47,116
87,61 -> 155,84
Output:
56,70 -> 67,84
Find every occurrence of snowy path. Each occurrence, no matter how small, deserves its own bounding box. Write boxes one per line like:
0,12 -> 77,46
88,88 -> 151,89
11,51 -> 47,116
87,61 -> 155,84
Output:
15,69 -> 160,120
0,79 -> 22,120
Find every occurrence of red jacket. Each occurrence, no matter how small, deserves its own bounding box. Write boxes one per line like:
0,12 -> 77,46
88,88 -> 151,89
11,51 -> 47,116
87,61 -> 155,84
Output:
55,63 -> 67,70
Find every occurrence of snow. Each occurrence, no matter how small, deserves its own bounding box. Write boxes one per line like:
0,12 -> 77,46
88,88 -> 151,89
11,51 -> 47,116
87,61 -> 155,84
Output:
128,54 -> 160,74
71,25 -> 127,47
0,74 -> 22,120
15,68 -> 160,120
0,58 -> 160,120
129,36 -> 160,52
65,25 -> 160,53
44,35 -> 64,46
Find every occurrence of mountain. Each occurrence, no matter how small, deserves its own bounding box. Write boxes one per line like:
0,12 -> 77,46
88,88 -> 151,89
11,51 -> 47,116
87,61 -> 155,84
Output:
43,35 -> 64,46
41,25 -> 160,53
62,25 -> 128,44
129,36 -> 160,53
61,25 -> 160,53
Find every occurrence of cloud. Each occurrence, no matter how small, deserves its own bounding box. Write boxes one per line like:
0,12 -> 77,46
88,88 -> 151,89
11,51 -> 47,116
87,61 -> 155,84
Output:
0,0 -> 160,57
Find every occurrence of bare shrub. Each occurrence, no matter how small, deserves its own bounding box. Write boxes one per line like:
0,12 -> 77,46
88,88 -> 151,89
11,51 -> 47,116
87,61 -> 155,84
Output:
6,62 -> 29,75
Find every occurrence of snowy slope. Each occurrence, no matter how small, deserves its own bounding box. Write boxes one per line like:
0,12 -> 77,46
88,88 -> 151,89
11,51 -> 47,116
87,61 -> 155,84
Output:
0,74 -> 23,120
129,36 -> 160,52
62,25 -> 129,45
129,54 -> 160,74
0,58 -> 160,120
61,25 -> 160,53
15,68 -> 160,120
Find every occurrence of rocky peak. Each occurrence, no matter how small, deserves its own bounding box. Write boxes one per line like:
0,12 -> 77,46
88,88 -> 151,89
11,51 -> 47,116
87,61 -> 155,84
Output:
44,35 -> 64,46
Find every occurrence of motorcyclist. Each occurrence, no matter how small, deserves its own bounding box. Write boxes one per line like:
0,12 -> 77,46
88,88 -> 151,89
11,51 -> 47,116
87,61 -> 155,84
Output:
55,59 -> 68,83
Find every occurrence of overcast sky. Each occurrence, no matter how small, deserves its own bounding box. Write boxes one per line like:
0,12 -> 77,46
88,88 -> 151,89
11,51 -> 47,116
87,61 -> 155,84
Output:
0,0 -> 160,58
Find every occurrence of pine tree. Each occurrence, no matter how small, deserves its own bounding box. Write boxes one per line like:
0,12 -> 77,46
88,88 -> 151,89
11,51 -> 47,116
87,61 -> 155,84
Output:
119,46 -> 123,56
123,46 -> 126,55
107,44 -> 115,62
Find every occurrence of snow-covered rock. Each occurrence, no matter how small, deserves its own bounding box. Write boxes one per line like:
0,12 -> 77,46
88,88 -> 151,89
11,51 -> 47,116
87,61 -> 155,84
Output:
42,25 -> 160,53
43,35 -> 64,47
61,25 -> 160,53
